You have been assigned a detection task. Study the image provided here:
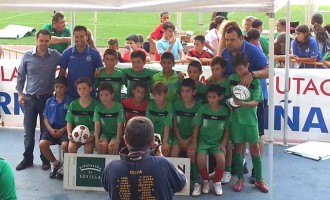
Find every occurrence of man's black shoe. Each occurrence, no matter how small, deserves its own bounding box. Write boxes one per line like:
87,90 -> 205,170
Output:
42,162 -> 51,170
16,161 -> 33,171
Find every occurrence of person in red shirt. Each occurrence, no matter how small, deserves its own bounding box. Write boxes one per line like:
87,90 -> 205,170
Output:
147,12 -> 170,61
121,81 -> 148,122
123,34 -> 150,62
186,35 -> 214,65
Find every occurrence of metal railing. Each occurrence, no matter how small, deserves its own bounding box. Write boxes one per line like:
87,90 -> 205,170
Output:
1,47 -> 25,59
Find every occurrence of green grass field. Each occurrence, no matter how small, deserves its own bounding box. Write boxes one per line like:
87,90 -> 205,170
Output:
0,5 -> 329,47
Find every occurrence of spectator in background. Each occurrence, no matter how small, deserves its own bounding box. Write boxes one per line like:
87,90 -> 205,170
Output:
59,25 -> 103,98
324,25 -> 330,35
313,24 -> 330,57
156,22 -> 185,61
86,29 -> 96,49
123,34 -> 150,62
323,48 -> 330,67
42,12 -> 71,53
251,19 -> 269,57
108,38 -> 124,63
275,19 -> 286,38
147,12 -> 171,61
186,35 -> 214,65
323,48 -> 330,68
0,158 -> 17,200
245,28 -> 263,51
205,16 -> 226,55
311,13 -> 323,26
242,16 -> 257,36
274,32 -> 294,68
217,21 -> 240,55
291,25 -> 324,68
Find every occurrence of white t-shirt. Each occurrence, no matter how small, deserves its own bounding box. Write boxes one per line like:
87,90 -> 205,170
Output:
205,28 -> 220,52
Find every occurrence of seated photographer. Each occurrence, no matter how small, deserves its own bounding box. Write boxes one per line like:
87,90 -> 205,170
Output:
101,116 -> 187,200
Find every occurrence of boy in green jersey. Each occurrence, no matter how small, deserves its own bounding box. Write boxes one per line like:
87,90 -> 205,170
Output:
171,78 -> 202,196
190,85 -> 229,196
94,83 -> 125,155
146,81 -> 173,156
66,78 -> 99,154
209,56 -> 232,184
226,52 -> 268,193
187,61 -> 207,103
121,50 -> 158,100
152,52 -> 180,102
95,49 -> 125,102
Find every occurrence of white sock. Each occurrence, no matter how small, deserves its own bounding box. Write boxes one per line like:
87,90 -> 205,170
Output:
51,160 -> 60,166
243,158 -> 246,165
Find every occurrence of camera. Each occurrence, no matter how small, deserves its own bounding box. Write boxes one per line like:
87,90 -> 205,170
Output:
154,133 -> 162,145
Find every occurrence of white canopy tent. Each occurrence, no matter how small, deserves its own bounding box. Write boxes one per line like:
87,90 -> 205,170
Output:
0,1 -> 292,199
0,0 -> 288,13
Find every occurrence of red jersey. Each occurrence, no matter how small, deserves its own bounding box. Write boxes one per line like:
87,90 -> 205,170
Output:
187,49 -> 213,59
121,98 -> 148,121
123,49 -> 149,63
150,24 -> 163,61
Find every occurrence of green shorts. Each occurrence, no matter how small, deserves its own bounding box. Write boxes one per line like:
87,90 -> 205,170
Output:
230,124 -> 259,144
172,135 -> 190,145
100,133 -> 116,141
159,133 -> 173,145
197,141 -> 224,155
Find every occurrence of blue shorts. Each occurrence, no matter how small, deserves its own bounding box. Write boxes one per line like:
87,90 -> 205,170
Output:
41,131 -> 69,145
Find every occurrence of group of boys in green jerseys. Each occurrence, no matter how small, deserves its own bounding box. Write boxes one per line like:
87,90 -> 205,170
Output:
65,48 -> 267,195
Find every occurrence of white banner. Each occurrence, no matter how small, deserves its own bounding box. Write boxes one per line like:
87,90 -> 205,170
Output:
1,59 -> 330,142
63,153 -> 190,196
268,69 -> 330,142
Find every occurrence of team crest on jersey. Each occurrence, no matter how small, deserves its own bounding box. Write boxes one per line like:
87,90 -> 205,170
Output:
218,122 -> 225,130
74,116 -> 79,123
177,116 -> 181,123
63,103 -> 69,110
86,55 -> 92,61
202,119 -> 208,127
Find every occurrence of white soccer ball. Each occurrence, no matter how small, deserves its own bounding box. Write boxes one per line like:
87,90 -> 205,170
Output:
233,85 -> 250,100
72,125 -> 90,144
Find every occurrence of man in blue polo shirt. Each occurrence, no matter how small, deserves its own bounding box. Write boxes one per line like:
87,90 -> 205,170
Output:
42,12 -> 71,54
59,25 -> 103,98
221,26 -> 269,185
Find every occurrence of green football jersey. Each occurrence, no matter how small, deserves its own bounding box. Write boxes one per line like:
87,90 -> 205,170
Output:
152,71 -> 180,102
193,104 -> 229,145
121,68 -> 158,99
174,100 -> 201,139
146,101 -> 173,138
194,82 -> 207,103
66,98 -> 99,134
95,68 -> 125,102
93,102 -> 125,138
226,73 -> 263,126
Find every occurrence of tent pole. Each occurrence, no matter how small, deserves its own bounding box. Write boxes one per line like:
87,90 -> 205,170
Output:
198,12 -> 203,35
176,12 -> 182,40
70,11 -> 75,46
283,0 -> 291,146
94,11 -> 97,47
267,12 -> 275,200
